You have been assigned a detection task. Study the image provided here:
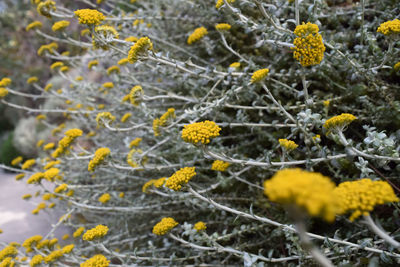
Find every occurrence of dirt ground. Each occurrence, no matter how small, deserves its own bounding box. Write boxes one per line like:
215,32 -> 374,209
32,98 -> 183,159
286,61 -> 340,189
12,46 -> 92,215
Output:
0,170 -> 70,244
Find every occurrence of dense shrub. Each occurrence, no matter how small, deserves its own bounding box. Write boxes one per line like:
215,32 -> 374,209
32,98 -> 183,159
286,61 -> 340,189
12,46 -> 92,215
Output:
1,0 -> 400,266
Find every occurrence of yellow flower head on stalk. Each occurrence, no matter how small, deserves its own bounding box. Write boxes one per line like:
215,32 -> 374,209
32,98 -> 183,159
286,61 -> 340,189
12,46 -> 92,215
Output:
93,26 -> 119,49
38,42 -> 58,56
88,60 -> 99,69
377,19 -> 400,35
27,172 -> 44,184
37,0 -> 56,18
88,147 -> 111,172
278,139 -> 298,151
50,61 -> 64,70
81,254 -> 110,267
118,58 -> 129,65
27,76 -> 38,84
73,227 -> 85,238
334,179 -> 399,221
215,23 -> 231,31
187,27 -> 208,45
22,194 -> 32,200
152,217 -> 178,235
52,20 -> 70,32
125,36 -> 138,42
251,68 -> 269,83
211,160 -> 230,172
102,82 -> 114,89
142,177 -> 166,192
292,22 -> 326,67
82,225 -> 109,241
106,65 -> 120,75
126,148 -> 144,168
81,28 -> 90,36
142,179 -> 156,193
129,137 -> 142,148
394,62 -> 400,71
54,183 -> 68,193
216,0 -> 235,9
44,168 -> 60,181
44,160 -> 61,170
44,250 -> 63,263
15,173 -> 25,181
96,112 -> 116,127
74,9 -> 105,25
159,108 -> 176,126
0,88 -> 8,99
11,156 -> 23,166
98,193 -> 111,203
26,21 -> 43,31
0,257 -> 14,266
30,255 -> 44,267
52,128 -> 83,158
62,244 -> 74,254
323,113 -> 357,135
22,235 -> 42,252
22,159 -> 36,170
229,62 -> 240,69
263,168 -> 339,222
165,167 -> 196,191
43,142 -> 55,151
121,112 -> 132,123
194,221 -> 207,231
181,121 -> 221,145
0,245 -> 17,261
0,77 -> 11,87
128,37 -> 153,63
128,85 -> 144,106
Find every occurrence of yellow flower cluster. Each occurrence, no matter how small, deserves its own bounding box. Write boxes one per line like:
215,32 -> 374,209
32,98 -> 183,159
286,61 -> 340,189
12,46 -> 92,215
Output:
43,142 -> 55,150
118,58 -> 129,65
125,36 -> 138,42
194,221 -> 207,231
165,167 -> 196,191
0,78 -> 11,87
124,85 -> 144,106
44,250 -> 63,263
251,68 -> 269,83
216,0 -> 235,9
44,160 -> 60,169
129,137 -> 142,148
96,112 -> 116,127
152,217 -> 178,235
93,26 -> 119,49
0,257 -> 14,267
278,139 -> 298,151
27,172 -> 43,185
292,22 -> 325,67
377,19 -> 400,35
126,148 -> 146,168
0,88 -> 8,99
334,179 -> 399,221
81,254 -> 110,267
88,60 -> 99,69
0,246 -> 17,262
88,147 -> 111,172
15,173 -> 25,181
22,159 -> 36,170
52,128 -> 83,158
153,108 -> 176,136
211,160 -> 230,171
121,112 -> 132,123
142,177 -> 166,193
62,244 -> 74,254
38,42 -> 58,56
323,113 -> 357,134
181,121 -> 221,145
95,25 -> 119,38
30,255 -> 44,267
264,168 -> 339,222
73,227 -> 85,238
187,27 -> 208,45
229,62 -> 240,68
215,23 -> 231,31
74,9 -> 105,25
82,225 -> 109,241
44,167 -> 60,181
11,156 -> 23,166
98,193 -> 111,203
22,235 -> 43,252
52,20 -> 70,32
37,0 -> 56,18
26,21 -> 43,31
128,37 -> 153,63
50,61 -> 63,70
106,65 -> 120,75
54,183 -> 68,193
27,76 -> 38,84
394,62 -> 400,71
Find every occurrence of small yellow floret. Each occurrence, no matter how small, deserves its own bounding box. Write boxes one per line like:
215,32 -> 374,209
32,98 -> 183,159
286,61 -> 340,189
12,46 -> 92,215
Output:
22,159 -> 36,170
96,112 -> 115,127
152,217 -> 178,235
98,193 -> 111,203
211,160 -> 230,172
194,221 -> 207,231
88,60 -> 99,69
11,156 -> 23,166
121,112 -> 132,122
323,113 -> 357,134
165,167 -> 196,191
215,23 -> 231,31
127,37 -> 153,64
377,19 -> 400,35
74,9 -> 105,25
229,62 -> 240,68
88,148 -> 111,172
80,254 -> 110,267
26,21 -> 43,31
27,76 -> 38,84
82,225 -> 109,241
251,68 -> 269,83
181,121 -> 221,145
216,0 -> 235,9
52,20 -> 70,32
278,139 -> 298,151
129,138 -> 142,148
73,227 -> 85,238
187,27 -> 208,45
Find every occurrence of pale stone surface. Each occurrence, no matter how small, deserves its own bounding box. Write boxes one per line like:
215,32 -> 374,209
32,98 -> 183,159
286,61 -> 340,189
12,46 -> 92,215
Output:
0,170 -> 69,244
